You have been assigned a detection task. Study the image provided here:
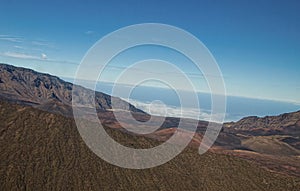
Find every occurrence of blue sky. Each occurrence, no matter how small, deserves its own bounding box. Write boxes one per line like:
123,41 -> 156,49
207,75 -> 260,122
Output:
0,0 -> 300,103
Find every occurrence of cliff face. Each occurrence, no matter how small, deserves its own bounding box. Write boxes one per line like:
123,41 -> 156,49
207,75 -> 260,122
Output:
223,111 -> 300,137
225,111 -> 300,130
0,63 -> 143,116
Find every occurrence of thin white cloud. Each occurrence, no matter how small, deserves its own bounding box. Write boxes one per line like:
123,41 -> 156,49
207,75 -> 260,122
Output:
31,40 -> 52,47
0,35 -> 23,43
85,30 -> 95,35
1,51 -> 77,65
0,35 -> 55,48
1,34 -> 55,51
14,45 -> 25,50
41,53 -> 47,60
2,52 -> 40,60
14,45 -> 44,52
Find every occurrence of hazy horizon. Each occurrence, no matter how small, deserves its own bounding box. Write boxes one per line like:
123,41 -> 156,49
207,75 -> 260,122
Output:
62,76 -> 300,122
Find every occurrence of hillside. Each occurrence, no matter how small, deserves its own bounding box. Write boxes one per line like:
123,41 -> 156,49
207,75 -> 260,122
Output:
224,111 -> 300,136
0,100 -> 299,190
221,111 -> 300,156
0,63 -> 143,116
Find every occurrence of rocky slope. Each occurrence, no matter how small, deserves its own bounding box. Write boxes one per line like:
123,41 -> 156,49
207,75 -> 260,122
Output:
1,100 -> 299,191
0,63 -> 143,116
222,111 -> 300,154
224,111 -> 300,136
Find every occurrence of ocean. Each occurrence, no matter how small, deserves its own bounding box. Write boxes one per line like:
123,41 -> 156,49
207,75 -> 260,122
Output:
64,78 -> 300,122
95,82 -> 300,122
